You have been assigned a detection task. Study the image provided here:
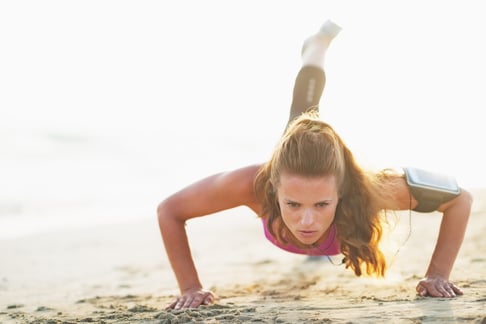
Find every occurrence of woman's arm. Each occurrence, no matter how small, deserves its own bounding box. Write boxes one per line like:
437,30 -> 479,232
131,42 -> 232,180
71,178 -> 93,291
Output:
157,164 -> 261,309
417,188 -> 473,297
382,174 -> 473,297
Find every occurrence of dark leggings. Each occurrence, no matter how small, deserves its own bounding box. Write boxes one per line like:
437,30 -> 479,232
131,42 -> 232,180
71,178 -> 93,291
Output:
287,65 -> 326,125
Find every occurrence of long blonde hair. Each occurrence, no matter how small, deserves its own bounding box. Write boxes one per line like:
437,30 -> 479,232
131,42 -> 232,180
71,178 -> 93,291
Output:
254,110 -> 390,277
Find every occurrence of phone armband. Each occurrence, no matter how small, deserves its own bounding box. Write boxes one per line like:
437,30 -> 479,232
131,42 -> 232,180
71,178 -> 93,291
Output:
403,167 -> 461,213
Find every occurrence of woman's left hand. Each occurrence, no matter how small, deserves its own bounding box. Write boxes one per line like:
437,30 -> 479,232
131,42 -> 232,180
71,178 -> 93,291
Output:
416,274 -> 463,298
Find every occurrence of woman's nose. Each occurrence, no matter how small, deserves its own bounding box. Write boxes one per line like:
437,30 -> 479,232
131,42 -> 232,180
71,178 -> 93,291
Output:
300,209 -> 314,226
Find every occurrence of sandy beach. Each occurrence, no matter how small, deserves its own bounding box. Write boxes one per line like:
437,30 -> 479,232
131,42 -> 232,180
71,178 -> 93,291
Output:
1,188 -> 485,324
2,0 -> 486,322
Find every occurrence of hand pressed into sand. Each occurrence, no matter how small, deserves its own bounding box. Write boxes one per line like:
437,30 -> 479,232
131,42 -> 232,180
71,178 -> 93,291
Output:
166,288 -> 217,310
416,274 -> 464,298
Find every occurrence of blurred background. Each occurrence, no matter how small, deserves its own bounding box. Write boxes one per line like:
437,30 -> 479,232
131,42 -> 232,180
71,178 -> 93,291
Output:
1,0 -> 485,239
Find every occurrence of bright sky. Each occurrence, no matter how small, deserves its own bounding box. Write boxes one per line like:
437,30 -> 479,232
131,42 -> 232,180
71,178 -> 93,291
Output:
1,1 -> 485,188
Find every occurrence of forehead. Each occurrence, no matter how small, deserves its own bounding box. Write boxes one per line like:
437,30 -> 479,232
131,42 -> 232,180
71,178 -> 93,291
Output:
278,172 -> 339,198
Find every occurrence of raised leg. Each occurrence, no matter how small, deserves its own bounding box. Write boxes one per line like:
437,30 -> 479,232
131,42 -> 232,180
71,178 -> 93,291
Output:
288,20 -> 341,124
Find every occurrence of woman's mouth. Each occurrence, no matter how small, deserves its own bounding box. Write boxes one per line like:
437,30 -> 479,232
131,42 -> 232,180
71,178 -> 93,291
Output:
298,230 -> 317,238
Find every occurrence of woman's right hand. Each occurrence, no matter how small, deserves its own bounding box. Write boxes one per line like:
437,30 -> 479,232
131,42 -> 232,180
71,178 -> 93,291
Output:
159,165 -> 259,311
166,288 -> 217,310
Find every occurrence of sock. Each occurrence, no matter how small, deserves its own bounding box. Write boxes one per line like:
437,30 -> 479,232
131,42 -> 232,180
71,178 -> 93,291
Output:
301,19 -> 342,68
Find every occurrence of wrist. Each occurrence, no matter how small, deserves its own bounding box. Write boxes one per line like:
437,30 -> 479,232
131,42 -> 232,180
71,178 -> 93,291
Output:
425,258 -> 452,279
181,283 -> 203,294
424,270 -> 450,280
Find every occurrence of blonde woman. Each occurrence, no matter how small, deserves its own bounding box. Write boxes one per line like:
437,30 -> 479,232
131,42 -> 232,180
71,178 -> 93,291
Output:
157,20 -> 472,310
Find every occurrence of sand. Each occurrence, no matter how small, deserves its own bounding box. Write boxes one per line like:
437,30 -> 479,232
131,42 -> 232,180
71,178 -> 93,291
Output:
1,190 -> 485,324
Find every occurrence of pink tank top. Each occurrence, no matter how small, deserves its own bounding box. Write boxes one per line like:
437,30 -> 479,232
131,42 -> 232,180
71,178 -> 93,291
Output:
261,218 -> 340,256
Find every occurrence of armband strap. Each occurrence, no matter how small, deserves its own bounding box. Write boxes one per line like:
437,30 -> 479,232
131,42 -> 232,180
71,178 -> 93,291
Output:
403,167 -> 461,213
409,186 -> 445,212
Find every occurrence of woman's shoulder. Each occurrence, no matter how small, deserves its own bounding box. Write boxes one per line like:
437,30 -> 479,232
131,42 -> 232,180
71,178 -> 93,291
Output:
370,167 -> 410,210
373,167 -> 405,178
222,163 -> 264,211
223,163 -> 263,185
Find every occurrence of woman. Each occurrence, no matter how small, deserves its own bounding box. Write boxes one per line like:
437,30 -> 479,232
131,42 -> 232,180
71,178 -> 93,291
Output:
157,20 -> 473,310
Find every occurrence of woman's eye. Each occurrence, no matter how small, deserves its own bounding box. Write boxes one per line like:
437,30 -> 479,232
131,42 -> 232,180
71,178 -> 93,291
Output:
316,202 -> 329,208
287,202 -> 299,208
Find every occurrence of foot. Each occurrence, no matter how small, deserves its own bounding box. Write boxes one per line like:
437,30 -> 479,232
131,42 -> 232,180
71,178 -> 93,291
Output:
318,19 -> 342,40
302,19 -> 342,57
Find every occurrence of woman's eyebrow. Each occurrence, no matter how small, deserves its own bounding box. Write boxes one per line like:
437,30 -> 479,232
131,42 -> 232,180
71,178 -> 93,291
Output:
284,197 -> 334,203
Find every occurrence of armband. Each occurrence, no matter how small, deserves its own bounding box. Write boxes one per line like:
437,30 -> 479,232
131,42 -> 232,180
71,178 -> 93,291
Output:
403,167 -> 461,213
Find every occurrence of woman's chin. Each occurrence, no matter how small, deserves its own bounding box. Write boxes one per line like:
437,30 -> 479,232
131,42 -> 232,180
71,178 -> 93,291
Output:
295,231 -> 321,245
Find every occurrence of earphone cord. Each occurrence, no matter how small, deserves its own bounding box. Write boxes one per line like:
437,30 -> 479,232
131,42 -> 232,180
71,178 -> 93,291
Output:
392,193 -> 413,258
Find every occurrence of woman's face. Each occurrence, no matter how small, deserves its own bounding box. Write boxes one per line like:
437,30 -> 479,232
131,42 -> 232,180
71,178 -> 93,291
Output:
277,172 -> 339,245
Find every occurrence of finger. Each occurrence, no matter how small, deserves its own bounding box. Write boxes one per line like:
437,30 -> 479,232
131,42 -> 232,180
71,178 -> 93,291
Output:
203,294 -> 214,305
416,283 -> 428,297
175,297 -> 187,310
424,284 -> 443,297
438,280 -> 464,298
166,299 -> 178,310
182,293 -> 206,309
451,283 -> 464,296
446,284 -> 457,297
442,286 -> 455,298
437,283 -> 457,298
189,293 -> 207,308
439,282 -> 459,298
182,296 -> 195,309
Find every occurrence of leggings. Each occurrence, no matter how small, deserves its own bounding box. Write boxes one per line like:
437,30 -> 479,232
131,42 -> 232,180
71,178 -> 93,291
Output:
287,66 -> 326,125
